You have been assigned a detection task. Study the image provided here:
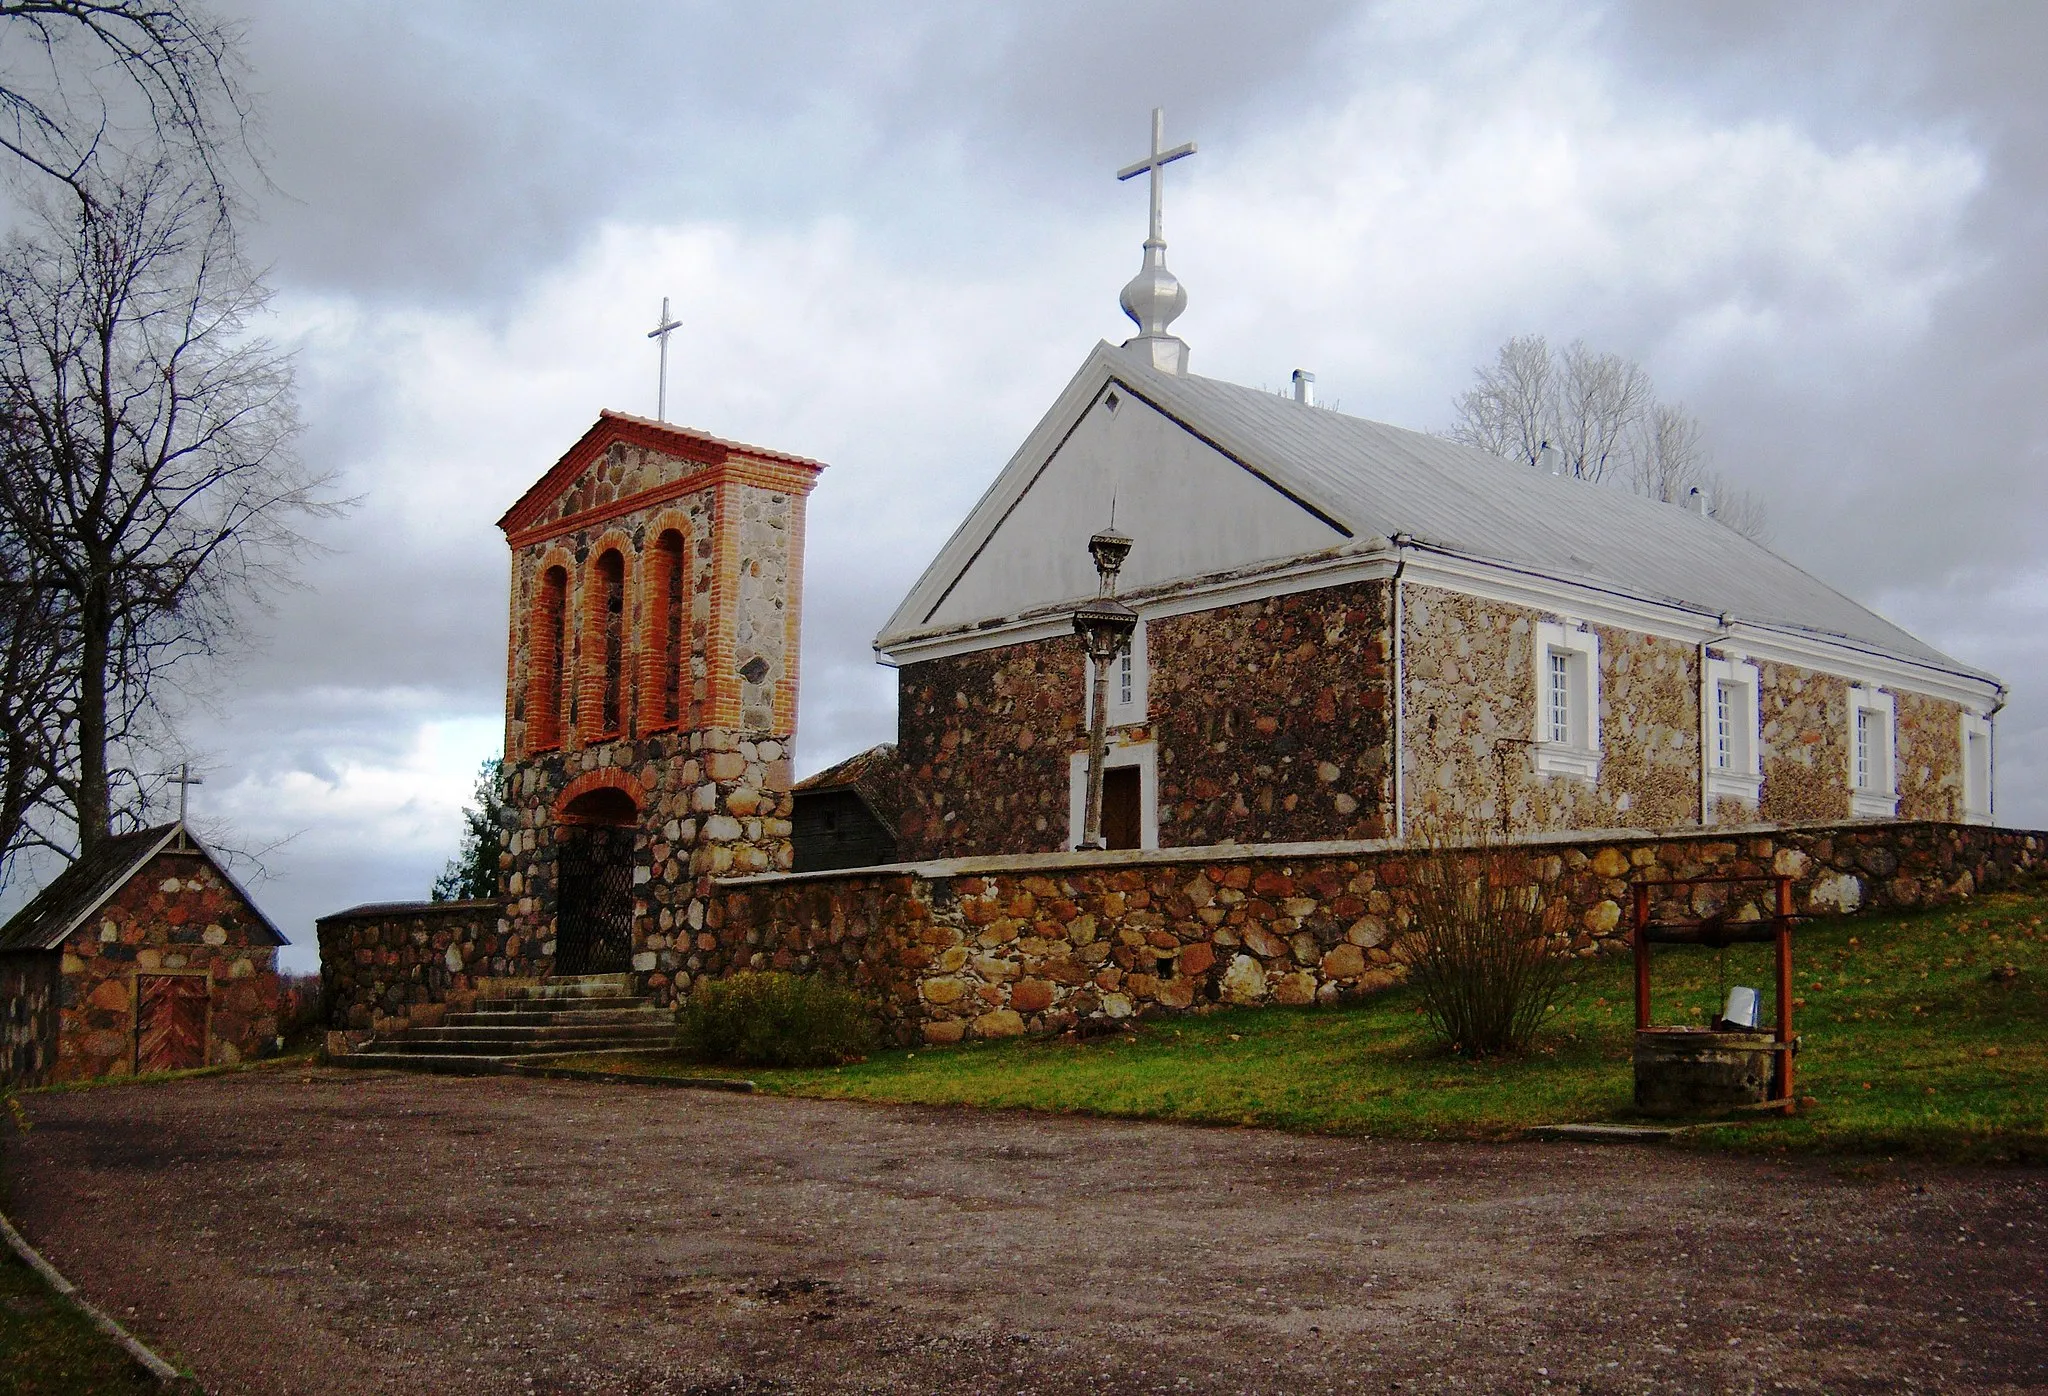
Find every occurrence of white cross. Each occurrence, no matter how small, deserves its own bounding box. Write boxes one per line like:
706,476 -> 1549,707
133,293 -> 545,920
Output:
647,296 -> 683,422
166,763 -> 203,822
1117,107 -> 1197,247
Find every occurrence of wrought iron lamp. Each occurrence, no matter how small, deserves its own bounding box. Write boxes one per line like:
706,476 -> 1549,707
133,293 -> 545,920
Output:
1074,529 -> 1137,851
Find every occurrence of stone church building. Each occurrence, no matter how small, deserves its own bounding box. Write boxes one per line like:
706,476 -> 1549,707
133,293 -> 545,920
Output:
870,339 -> 2001,859
319,112 -> 2020,1045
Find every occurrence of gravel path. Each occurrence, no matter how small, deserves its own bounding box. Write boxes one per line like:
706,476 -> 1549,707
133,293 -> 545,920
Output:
3,1068 -> 2043,1394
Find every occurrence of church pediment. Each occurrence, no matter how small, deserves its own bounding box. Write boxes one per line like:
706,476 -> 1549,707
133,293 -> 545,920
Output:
497,411 -> 824,545
880,344 -> 1354,649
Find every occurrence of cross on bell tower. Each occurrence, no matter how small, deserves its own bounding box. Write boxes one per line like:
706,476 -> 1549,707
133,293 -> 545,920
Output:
1116,107 -> 1197,375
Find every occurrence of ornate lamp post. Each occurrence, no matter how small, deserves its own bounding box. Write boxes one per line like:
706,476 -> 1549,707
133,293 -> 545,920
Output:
1073,529 -> 1137,851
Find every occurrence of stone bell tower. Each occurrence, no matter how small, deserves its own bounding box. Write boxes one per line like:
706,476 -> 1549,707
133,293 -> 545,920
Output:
494,410 -> 824,1001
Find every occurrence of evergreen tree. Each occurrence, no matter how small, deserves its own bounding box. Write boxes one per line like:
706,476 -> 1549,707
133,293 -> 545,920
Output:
432,757 -> 504,901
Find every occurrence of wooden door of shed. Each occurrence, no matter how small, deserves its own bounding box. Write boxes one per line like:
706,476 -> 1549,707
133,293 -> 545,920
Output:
136,974 -> 208,1073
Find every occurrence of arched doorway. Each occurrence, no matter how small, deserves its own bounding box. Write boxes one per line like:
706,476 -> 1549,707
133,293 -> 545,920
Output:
555,786 -> 639,975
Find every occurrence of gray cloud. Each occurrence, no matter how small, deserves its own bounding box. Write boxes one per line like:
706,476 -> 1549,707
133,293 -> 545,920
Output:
103,1 -> 2048,959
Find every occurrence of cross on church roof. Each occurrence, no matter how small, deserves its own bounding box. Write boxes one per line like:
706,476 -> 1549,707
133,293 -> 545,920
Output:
1117,107 -> 1197,248
647,296 -> 683,423
1115,108 -> 1197,373
163,762 -> 203,822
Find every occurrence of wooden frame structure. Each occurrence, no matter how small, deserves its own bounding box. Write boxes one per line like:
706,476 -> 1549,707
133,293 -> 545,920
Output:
1630,874 -> 1799,1112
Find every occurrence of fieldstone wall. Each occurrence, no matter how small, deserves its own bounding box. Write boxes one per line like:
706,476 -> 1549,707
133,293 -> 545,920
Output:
711,820 -> 2043,1045
501,728 -> 793,1003
54,848 -> 282,1081
0,952 -> 58,1088
1150,580 -> 1392,845
316,898 -> 510,1041
895,580 -> 1395,860
1403,584 -> 1974,833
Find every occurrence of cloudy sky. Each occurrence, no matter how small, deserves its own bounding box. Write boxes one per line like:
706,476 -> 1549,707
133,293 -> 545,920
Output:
44,1 -> 2048,970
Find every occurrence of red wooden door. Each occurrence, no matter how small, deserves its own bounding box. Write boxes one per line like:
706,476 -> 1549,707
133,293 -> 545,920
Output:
136,975 -> 208,1073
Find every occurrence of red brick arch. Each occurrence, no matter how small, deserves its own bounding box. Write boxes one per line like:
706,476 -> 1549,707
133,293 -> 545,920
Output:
553,768 -> 647,824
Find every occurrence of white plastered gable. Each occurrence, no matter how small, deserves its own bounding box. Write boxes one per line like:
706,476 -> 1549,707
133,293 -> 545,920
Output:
881,345 -> 1346,644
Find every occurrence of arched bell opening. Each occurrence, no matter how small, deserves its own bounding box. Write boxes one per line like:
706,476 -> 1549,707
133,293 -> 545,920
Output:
554,785 -> 640,976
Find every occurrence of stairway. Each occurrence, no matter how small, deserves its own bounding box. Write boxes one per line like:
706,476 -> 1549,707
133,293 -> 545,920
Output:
338,974 -> 671,1075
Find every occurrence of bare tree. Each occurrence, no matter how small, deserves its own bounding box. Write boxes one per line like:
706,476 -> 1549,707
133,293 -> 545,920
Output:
0,533 -> 70,880
0,156 -> 329,862
0,1 -> 248,207
1449,334 -> 1769,540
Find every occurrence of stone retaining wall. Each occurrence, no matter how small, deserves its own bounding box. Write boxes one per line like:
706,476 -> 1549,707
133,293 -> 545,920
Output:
315,898 -> 511,1044
315,822 -> 2043,1051
709,820 -> 2043,1044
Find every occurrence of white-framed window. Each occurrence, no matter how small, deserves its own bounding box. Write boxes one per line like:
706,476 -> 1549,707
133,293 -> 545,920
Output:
1532,620 -> 1600,781
1701,655 -> 1762,809
1066,740 -> 1159,851
1847,685 -> 1897,818
1082,617 -> 1147,728
1961,711 -> 1993,823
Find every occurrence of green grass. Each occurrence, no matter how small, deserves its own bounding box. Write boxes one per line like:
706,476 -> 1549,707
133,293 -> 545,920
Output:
0,1250 -> 159,1396
556,891 -> 2048,1162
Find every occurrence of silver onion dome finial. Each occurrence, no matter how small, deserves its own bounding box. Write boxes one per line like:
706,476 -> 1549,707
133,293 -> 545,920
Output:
1116,107 -> 1197,374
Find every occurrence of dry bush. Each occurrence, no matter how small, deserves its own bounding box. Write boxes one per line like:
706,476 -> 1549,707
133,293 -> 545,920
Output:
1398,836 -> 1580,1057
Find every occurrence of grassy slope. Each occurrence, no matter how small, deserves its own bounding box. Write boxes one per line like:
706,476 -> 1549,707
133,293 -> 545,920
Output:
562,891 -> 2048,1161
0,1247 -> 158,1396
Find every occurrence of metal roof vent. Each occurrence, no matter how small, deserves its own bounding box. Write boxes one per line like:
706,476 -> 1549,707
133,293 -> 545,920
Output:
1291,369 -> 1315,406
1688,486 -> 1710,516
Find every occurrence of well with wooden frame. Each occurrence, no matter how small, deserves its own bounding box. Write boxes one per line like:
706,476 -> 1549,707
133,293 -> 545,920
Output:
1629,875 -> 1800,1117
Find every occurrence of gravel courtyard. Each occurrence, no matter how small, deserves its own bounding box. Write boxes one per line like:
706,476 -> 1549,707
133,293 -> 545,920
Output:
3,1068 -> 2043,1395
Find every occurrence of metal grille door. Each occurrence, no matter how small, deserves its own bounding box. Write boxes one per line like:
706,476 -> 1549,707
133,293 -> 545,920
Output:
556,825 -> 636,975
136,975 -> 208,1073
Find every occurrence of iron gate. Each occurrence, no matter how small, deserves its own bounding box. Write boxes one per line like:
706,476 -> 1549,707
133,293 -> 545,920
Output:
555,824 -> 635,975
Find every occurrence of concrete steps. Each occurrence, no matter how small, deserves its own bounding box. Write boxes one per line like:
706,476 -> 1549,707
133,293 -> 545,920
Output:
338,974 -> 670,1073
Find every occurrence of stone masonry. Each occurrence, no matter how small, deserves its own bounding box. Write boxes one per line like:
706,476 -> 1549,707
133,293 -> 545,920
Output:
53,846 -> 281,1081
489,412 -> 822,1004
708,819 -> 2040,1044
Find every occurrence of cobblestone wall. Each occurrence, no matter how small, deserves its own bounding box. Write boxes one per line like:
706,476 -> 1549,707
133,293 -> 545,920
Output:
896,581 -> 1395,859
0,952 -> 58,1088
316,899 -> 511,1039
1403,584 -> 1973,832
55,849 -> 282,1081
712,820 -> 2042,1044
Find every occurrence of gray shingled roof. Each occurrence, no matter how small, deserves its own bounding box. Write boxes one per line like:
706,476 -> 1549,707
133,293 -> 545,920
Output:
0,823 -> 287,952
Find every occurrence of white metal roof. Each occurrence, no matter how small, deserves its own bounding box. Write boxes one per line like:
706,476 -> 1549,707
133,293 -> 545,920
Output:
880,342 -> 1995,689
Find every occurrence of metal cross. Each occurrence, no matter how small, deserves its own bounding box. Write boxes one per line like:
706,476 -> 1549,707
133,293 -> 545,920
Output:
647,296 -> 683,422
167,763 -> 203,822
1116,107 -> 1197,247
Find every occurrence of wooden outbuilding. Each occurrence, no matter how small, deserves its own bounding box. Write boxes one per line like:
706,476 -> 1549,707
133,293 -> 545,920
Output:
0,822 -> 286,1087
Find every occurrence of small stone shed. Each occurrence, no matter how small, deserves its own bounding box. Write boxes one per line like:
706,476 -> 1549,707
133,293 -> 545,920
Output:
0,822 -> 286,1087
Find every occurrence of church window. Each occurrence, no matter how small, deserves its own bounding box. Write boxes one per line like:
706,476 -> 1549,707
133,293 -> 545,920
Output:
644,528 -> 687,730
530,564 -> 569,751
1532,621 -> 1599,781
1701,656 -> 1762,810
1846,685 -> 1897,818
1961,712 -> 1992,822
1084,617 -> 1148,728
595,550 -> 626,738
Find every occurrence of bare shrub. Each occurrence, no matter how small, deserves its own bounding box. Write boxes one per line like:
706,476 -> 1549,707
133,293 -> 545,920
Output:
1398,837 -> 1580,1057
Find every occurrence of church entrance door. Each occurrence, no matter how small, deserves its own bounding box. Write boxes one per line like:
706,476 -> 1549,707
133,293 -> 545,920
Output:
555,823 -> 636,976
1102,767 -> 1142,851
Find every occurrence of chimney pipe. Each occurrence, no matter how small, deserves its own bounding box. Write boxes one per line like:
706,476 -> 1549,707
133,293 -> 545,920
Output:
1537,442 -> 1559,476
1291,369 -> 1315,406
1688,486 -> 1710,516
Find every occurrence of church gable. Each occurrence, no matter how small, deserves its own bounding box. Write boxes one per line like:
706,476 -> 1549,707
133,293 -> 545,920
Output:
895,348 -> 1349,640
497,410 -> 823,545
